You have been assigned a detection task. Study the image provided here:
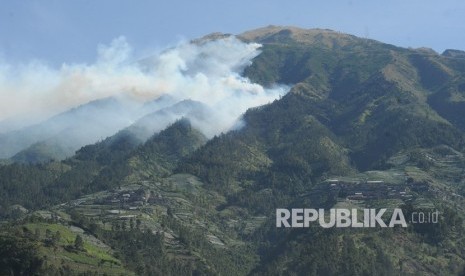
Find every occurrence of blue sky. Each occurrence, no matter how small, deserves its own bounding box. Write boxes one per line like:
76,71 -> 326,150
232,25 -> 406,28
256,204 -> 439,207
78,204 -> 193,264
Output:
1,0 -> 465,66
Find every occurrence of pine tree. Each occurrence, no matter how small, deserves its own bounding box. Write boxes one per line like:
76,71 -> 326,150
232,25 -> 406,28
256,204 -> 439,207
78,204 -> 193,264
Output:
74,235 -> 84,251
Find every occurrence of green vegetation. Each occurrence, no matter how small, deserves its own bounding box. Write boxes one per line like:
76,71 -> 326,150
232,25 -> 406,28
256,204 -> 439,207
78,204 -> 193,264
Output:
1,26 -> 465,275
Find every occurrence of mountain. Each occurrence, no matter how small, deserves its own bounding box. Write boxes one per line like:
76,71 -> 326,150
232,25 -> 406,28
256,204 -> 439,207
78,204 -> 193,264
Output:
181,26 -> 465,274
0,97 -> 135,161
1,26 -> 465,275
125,99 -> 212,142
240,26 -> 465,169
5,94 -> 178,163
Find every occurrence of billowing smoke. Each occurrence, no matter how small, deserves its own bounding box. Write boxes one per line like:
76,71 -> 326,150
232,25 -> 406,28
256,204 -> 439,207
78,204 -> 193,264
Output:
133,36 -> 288,137
0,36 -> 288,159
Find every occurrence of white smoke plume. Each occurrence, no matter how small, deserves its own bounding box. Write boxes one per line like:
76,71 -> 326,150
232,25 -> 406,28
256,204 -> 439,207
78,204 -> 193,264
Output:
0,36 -> 287,157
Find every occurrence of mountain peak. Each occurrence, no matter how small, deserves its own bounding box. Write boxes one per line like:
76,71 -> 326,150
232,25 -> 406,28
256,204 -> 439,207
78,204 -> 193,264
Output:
238,25 -> 361,48
442,49 -> 465,58
191,32 -> 234,44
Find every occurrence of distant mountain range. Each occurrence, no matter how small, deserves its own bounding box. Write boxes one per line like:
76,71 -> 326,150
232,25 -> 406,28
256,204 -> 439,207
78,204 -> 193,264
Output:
0,94 -> 199,163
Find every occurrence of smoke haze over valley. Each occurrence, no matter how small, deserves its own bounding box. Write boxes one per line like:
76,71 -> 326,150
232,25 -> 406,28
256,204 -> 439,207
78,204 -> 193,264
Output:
0,36 -> 288,160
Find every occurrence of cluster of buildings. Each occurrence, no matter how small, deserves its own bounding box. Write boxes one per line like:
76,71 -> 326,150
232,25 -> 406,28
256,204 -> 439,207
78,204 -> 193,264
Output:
320,178 -> 430,201
97,188 -> 166,210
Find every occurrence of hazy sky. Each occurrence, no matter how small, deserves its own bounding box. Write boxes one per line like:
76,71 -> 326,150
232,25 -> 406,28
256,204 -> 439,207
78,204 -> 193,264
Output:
1,0 -> 465,65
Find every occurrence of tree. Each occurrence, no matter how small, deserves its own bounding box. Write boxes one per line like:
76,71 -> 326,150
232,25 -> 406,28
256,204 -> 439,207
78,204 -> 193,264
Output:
53,231 -> 61,244
34,228 -> 41,240
45,229 -> 52,240
74,235 -> 84,251
0,234 -> 43,275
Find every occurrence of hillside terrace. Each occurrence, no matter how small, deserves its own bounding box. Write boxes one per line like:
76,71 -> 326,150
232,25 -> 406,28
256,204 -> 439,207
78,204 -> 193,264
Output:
305,178 -> 430,202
